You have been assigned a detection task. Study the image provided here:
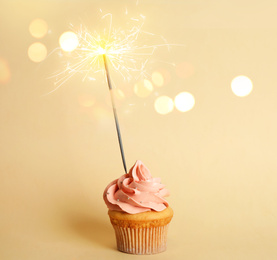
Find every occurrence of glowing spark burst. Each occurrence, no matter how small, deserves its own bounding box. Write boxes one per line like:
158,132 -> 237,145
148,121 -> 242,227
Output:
46,12 -> 180,173
72,17 -> 158,79
48,13 -> 172,95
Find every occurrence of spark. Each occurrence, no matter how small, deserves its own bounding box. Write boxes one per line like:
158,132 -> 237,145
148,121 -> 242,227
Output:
47,13 -> 173,95
74,16 -> 157,80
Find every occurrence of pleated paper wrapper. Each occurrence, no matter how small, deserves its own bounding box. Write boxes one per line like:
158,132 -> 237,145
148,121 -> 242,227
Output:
112,224 -> 170,254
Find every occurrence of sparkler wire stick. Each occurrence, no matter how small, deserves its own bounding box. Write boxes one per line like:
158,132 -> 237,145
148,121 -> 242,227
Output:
102,54 -> 128,174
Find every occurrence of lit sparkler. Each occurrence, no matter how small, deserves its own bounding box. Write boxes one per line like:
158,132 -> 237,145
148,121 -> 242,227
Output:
51,13 -> 172,173
52,13 -> 170,93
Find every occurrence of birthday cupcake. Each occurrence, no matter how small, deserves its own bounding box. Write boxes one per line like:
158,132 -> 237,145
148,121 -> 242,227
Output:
103,160 -> 173,254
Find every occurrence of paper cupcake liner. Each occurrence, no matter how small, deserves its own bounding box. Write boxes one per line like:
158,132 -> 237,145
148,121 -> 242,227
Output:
112,224 -> 169,255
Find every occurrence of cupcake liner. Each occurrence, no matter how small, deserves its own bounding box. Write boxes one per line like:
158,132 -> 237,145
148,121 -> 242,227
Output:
112,224 -> 169,254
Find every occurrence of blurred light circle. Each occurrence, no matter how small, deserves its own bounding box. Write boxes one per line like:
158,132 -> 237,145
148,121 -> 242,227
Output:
152,71 -> 164,87
0,58 -> 11,84
29,19 -> 48,38
93,105 -> 111,120
28,42 -> 47,62
78,94 -> 95,107
176,62 -> 195,79
160,68 -> 171,85
231,75 -> 253,97
154,96 -> 174,115
174,92 -> 195,112
59,31 -> 79,52
114,89 -> 125,100
134,79 -> 153,98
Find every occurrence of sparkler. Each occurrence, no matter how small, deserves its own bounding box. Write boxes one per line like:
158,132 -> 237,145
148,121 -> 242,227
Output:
51,13 -> 173,173
103,53 -> 127,173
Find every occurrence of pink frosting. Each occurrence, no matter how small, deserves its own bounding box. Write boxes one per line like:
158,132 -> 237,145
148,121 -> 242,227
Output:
103,160 -> 170,214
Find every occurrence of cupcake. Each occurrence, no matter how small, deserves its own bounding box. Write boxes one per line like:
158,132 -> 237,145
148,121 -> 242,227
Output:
103,160 -> 173,254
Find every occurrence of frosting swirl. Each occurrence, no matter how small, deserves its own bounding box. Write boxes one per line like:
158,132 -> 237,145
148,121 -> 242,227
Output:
103,160 -> 169,214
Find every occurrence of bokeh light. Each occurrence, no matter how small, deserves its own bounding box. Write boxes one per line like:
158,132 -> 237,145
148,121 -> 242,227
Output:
28,42 -> 47,62
29,19 -> 48,38
92,105 -> 111,120
174,92 -> 195,112
231,75 -> 253,97
134,79 -> 153,98
114,89 -> 125,100
59,31 -> 79,52
0,58 -> 11,84
157,68 -> 171,85
154,96 -> 174,115
151,71 -> 164,87
176,62 -> 195,79
78,94 -> 95,107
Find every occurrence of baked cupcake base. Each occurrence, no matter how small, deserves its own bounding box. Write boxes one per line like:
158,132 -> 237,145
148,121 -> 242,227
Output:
108,207 -> 173,254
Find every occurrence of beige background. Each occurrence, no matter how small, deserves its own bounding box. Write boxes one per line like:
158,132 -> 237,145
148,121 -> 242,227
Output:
1,0 -> 277,259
